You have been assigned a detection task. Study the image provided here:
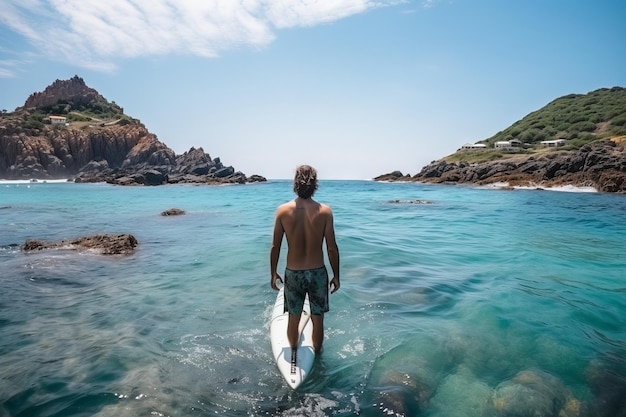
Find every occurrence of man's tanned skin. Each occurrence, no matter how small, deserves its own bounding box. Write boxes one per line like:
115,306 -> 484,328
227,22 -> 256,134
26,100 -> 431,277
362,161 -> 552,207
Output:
270,166 -> 340,354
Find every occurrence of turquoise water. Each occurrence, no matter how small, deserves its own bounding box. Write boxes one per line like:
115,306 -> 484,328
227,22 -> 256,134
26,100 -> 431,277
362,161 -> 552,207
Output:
1,180 -> 625,417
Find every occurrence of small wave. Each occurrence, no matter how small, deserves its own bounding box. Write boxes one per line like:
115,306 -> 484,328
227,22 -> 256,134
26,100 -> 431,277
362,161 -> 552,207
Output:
0,178 -> 73,185
481,181 -> 597,193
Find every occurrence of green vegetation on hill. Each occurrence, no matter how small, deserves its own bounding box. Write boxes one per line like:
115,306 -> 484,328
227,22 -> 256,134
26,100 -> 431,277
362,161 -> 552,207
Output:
40,99 -> 124,121
4,101 -> 136,131
483,86 -> 626,148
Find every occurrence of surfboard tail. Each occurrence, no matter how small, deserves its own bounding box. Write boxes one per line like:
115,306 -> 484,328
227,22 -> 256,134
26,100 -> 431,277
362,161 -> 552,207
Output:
291,349 -> 297,374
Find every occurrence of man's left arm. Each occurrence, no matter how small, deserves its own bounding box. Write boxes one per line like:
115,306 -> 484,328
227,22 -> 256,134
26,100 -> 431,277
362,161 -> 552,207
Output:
270,211 -> 284,290
324,208 -> 340,294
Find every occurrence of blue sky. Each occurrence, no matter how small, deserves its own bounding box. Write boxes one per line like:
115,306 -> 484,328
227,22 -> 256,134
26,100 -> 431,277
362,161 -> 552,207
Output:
1,1 -> 625,179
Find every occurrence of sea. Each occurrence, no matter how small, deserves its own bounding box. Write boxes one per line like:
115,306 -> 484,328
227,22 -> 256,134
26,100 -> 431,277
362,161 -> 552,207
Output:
0,179 -> 625,417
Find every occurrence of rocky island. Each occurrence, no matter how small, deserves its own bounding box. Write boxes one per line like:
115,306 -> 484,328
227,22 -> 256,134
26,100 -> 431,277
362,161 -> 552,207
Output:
0,76 -> 266,185
376,87 -> 626,193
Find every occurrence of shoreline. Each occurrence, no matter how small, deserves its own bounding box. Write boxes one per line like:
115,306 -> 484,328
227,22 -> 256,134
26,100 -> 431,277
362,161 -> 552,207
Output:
481,181 -> 597,193
0,178 -> 599,193
0,179 -> 73,185
375,178 -> 599,193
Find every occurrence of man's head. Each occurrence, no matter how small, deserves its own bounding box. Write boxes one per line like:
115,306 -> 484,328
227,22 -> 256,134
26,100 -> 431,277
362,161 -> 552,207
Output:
293,165 -> 318,199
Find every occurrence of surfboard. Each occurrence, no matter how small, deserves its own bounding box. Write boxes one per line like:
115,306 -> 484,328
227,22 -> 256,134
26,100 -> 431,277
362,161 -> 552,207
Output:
270,287 -> 315,389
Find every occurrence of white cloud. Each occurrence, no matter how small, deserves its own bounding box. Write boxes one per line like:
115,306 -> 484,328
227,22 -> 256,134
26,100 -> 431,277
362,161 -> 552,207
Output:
263,0 -> 373,28
0,0 -> 399,72
0,66 -> 17,78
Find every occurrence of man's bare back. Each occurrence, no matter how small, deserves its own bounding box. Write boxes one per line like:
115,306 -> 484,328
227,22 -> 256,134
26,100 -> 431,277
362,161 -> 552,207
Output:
271,197 -> 339,293
277,197 -> 329,270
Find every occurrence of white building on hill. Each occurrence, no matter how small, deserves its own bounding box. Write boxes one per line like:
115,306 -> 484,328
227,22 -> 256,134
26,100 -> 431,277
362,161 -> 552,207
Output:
540,139 -> 566,147
460,143 -> 488,150
48,115 -> 67,125
494,139 -> 523,149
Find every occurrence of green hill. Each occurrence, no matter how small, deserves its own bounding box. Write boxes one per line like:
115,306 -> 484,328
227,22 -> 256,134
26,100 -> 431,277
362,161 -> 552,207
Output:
483,86 -> 626,149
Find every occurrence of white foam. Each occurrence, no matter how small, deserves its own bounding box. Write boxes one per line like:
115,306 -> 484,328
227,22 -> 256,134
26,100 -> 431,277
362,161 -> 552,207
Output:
0,179 -> 73,185
482,182 -> 597,193
514,184 -> 597,193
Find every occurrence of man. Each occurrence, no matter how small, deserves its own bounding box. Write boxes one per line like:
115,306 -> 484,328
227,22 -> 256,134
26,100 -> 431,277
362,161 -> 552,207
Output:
270,165 -> 340,362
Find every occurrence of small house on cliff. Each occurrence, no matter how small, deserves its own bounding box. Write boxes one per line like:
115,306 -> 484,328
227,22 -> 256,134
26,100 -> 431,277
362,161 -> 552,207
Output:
494,139 -> 523,149
48,115 -> 67,125
540,139 -> 566,147
460,143 -> 487,150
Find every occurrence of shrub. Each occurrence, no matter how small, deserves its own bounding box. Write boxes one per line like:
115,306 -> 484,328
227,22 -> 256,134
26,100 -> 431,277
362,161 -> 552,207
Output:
520,128 -> 546,143
565,134 -> 596,149
67,113 -> 90,122
573,121 -> 597,132
568,113 -> 587,124
588,113 -> 602,123
612,126 -> 626,136
612,116 -> 626,126
23,119 -> 44,129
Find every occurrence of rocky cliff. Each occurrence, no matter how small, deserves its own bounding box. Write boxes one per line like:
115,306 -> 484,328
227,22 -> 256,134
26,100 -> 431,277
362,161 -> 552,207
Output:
375,139 -> 626,193
0,76 -> 265,185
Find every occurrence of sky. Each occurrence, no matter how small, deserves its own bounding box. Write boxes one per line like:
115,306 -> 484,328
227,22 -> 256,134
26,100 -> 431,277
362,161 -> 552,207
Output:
1,1 -> 625,180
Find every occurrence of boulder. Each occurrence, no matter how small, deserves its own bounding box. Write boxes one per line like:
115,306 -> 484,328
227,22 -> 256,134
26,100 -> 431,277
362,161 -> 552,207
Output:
373,171 -> 411,181
585,359 -> 626,417
142,169 -> 168,186
22,233 -> 138,255
492,369 -> 567,417
161,208 -> 186,216
214,166 -> 235,178
247,175 -> 268,183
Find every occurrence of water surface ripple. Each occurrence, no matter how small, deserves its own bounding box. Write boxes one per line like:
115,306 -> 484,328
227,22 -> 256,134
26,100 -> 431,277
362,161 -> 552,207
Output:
1,180 -> 625,416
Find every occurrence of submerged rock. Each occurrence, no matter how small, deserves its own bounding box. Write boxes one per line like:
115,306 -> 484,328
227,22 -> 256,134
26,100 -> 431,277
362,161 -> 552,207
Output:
22,233 -> 138,255
388,199 -> 432,204
161,208 -> 186,216
585,358 -> 626,417
492,369 -> 568,417
363,335 -> 460,416
430,368 -> 495,417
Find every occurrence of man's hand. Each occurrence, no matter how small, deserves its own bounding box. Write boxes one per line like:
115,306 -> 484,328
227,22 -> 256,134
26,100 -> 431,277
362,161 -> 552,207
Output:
271,274 -> 283,291
330,276 -> 340,294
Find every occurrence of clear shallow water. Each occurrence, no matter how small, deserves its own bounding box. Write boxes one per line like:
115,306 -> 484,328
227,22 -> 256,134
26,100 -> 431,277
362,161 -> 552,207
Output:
0,180 -> 625,417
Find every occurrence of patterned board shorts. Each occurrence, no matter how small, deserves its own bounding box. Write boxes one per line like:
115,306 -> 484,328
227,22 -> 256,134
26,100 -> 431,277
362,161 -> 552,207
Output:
284,265 -> 329,315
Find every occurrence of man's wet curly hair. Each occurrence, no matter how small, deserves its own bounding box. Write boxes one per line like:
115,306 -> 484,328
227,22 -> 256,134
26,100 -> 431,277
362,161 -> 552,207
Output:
293,165 -> 318,199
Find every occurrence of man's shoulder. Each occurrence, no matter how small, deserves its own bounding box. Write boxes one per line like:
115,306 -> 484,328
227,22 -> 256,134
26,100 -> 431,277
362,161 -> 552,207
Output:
318,201 -> 332,211
276,200 -> 296,213
308,199 -> 332,214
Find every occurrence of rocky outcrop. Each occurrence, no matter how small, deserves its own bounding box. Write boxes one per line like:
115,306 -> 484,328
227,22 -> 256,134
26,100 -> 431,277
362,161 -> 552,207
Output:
23,75 -> 117,113
0,76 -> 266,185
375,140 -> 626,193
22,234 -> 138,255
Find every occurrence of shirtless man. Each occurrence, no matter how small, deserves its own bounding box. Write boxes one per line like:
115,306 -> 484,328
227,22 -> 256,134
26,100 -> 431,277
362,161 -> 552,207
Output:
270,165 -> 340,358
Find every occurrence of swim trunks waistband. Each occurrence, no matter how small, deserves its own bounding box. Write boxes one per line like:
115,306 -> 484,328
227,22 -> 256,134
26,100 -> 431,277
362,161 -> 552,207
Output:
285,265 -> 327,273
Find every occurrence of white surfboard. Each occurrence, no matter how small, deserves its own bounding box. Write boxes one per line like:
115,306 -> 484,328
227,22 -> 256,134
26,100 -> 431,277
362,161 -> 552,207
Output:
270,287 -> 315,389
